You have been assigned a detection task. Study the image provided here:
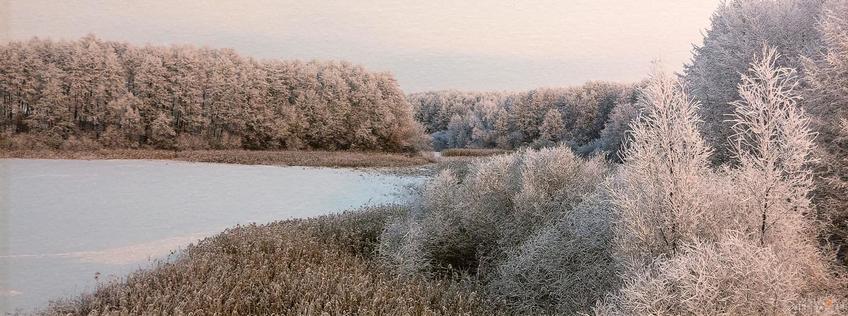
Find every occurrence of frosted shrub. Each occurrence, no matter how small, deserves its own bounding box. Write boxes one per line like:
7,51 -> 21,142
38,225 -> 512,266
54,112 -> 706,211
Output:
597,234 -> 836,315
507,147 -> 608,248
378,215 -> 430,276
380,168 -> 492,273
462,153 -> 523,242
419,169 -> 491,271
410,170 -> 476,272
515,148 -> 604,217
419,170 -> 464,215
491,187 -> 619,314
378,146 -> 611,276
382,155 -> 512,272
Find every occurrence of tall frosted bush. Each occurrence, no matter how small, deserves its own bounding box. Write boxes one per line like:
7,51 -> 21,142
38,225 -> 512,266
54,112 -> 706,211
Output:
379,146 -> 610,276
506,148 -> 608,248
490,187 -> 619,314
597,234 -> 836,315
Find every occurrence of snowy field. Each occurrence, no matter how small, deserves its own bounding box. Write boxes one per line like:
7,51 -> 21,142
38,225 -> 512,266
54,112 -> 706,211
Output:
0,159 -> 423,313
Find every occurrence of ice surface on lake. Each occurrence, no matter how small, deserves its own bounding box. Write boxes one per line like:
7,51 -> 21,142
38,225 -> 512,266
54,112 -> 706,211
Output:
0,159 -> 423,313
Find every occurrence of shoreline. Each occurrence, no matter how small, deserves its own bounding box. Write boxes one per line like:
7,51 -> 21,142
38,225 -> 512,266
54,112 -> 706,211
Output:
0,149 -> 436,169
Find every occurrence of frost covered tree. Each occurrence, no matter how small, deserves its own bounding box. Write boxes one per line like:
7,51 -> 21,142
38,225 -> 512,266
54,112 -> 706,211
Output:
537,108 -> 565,147
730,47 -> 817,248
601,49 -> 835,316
407,82 -> 634,151
804,0 -> 848,264
104,93 -> 144,147
26,63 -> 72,145
609,68 -> 717,266
0,36 -> 424,151
149,112 -> 176,149
445,114 -> 471,148
684,0 -> 826,163
596,101 -> 640,162
493,107 -> 515,149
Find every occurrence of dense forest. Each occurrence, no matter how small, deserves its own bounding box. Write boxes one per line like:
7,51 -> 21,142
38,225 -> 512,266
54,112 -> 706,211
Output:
408,82 -> 639,158
0,36 -> 425,151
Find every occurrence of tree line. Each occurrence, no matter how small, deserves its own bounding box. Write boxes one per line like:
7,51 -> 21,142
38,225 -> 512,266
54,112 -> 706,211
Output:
408,82 -> 639,159
0,36 -> 425,151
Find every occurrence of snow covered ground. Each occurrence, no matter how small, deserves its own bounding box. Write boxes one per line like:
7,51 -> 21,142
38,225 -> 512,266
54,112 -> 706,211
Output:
0,159 -> 423,313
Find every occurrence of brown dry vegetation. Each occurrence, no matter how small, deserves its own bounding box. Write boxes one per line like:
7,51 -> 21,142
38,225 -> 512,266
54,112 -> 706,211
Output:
43,205 -> 499,315
0,149 -> 434,168
440,148 -> 510,157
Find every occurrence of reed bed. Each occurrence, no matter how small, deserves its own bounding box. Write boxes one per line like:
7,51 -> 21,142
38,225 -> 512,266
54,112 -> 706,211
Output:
42,206 -> 497,315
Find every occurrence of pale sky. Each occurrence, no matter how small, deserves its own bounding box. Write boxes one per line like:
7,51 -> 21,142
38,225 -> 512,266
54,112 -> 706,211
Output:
2,0 -> 720,92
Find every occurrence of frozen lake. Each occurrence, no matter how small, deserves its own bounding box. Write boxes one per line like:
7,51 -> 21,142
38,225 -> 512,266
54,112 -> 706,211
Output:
0,159 -> 423,313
